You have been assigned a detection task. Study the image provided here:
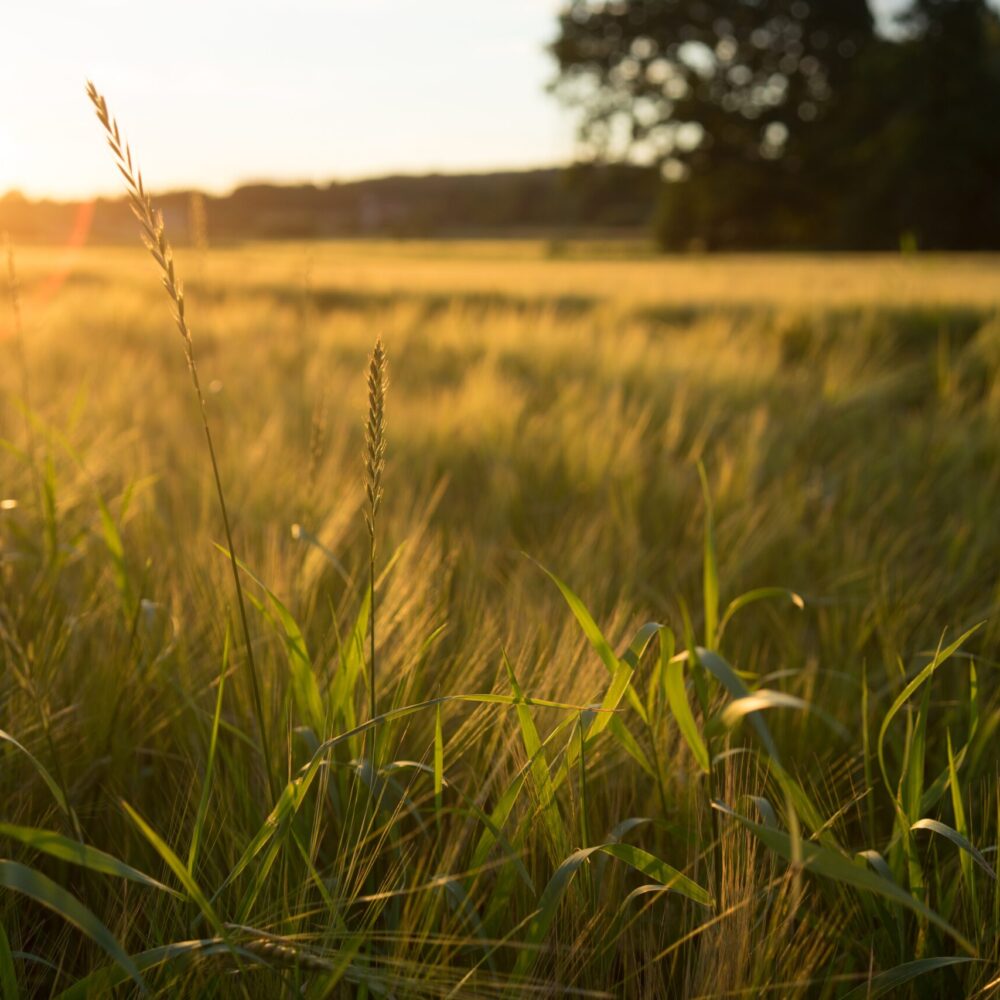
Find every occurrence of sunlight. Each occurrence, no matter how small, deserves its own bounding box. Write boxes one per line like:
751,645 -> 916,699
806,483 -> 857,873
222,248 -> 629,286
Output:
0,126 -> 23,193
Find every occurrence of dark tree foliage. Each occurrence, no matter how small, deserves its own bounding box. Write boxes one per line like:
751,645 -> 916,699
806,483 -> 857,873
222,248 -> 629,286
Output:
551,0 -> 1000,249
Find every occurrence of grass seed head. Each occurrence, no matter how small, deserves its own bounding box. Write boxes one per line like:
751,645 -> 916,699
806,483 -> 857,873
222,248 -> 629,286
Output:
364,335 -> 388,539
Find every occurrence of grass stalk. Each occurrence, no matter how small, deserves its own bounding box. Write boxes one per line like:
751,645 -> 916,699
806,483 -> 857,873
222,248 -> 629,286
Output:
363,337 -> 387,741
85,82 -> 275,797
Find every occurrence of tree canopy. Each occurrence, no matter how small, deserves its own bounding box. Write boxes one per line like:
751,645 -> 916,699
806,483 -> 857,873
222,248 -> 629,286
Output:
551,0 -> 1000,249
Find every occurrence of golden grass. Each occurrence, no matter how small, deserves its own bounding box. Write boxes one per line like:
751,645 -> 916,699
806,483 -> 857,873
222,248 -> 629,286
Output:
8,242 -> 1000,314
2,231 -> 999,996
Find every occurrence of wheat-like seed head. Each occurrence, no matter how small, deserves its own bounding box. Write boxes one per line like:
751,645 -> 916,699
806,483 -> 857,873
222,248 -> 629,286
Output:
364,337 -> 388,540
86,81 -> 194,369
238,936 -> 335,972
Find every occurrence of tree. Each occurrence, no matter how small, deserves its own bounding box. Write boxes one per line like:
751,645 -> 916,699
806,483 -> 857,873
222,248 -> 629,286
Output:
550,0 -> 1000,249
836,0 -> 1000,249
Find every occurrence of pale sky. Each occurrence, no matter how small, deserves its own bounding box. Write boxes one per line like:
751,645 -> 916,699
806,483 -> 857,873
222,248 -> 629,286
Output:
0,0 -> 944,200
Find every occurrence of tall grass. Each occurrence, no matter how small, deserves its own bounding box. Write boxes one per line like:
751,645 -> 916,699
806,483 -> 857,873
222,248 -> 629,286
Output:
0,106 -> 998,995
364,336 -> 387,731
86,82 -> 274,795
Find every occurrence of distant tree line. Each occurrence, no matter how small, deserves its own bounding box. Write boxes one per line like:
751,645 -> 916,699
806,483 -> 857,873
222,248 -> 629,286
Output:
551,0 -> 1000,249
0,167 -> 659,246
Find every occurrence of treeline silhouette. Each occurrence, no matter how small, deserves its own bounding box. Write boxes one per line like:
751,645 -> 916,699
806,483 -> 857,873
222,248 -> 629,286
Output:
0,166 -> 659,246
552,0 -> 1000,250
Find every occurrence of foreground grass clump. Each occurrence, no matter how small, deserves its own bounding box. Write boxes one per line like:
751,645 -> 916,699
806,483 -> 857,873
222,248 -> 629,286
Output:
1,105 -> 999,999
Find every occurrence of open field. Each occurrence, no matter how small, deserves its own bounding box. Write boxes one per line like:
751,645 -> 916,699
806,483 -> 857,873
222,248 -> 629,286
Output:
2,241 -> 1000,996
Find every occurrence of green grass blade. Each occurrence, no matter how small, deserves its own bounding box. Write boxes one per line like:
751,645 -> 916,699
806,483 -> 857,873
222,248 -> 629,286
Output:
222,692 -> 585,896
947,729 -> 975,902
767,758 -> 842,850
530,557 -> 646,717
53,938 -> 265,1000
215,766 -> 322,898
468,717 -> 579,885
919,663 -> 978,816
120,801 -> 224,936
714,802 -> 975,954
697,650 -> 780,762
219,547 -> 325,735
0,860 -> 147,995
664,654 -> 710,773
0,730 -> 72,819
607,716 -> 657,778
698,461 -> 718,649
717,690 -> 849,741
95,492 -> 134,620
332,588 -> 371,733
842,956 -> 979,1000
858,849 -> 896,884
599,843 -> 712,905
0,824 -> 179,898
503,652 -> 568,861
188,625 -> 229,875
512,846 -> 597,978
717,587 -> 804,643
513,840 -> 709,979
530,558 -> 616,674
646,624 -> 673,722
877,623 -> 983,800
911,818 -> 996,879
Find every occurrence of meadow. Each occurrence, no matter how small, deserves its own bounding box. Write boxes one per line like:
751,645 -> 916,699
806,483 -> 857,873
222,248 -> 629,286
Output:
2,231 -> 1000,996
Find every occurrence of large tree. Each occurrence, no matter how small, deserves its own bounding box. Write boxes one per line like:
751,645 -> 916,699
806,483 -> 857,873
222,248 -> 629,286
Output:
835,0 -> 1000,249
551,0 -> 1000,249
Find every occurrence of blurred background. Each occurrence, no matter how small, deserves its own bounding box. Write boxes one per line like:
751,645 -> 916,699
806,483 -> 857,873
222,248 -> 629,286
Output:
1,0 -> 998,251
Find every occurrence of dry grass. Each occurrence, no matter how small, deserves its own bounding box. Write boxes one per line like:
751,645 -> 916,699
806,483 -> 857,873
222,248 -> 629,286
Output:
1,217 -> 999,996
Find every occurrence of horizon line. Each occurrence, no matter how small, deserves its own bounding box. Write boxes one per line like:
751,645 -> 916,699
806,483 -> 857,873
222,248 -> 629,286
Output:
0,159 -> 607,206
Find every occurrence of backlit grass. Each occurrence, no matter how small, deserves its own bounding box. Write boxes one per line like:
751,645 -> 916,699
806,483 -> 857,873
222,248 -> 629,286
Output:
1,230 -> 999,996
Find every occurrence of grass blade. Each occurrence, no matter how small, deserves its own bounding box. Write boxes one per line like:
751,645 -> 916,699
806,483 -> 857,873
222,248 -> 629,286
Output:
0,824 -> 179,898
911,818 -> 996,879
717,587 -> 804,643
0,860 -> 147,995
503,652 -> 568,861
599,843 -> 712,905
530,558 -> 646,717
877,624 -> 983,800
717,690 -> 849,741
664,653 -> 710,773
216,547 -> 325,736
714,802 -> 975,954
53,939 -> 266,1000
0,730 -> 72,820
188,625 -> 229,875
842,956 -> 978,999
698,461 -> 718,649
696,650 -> 780,762
120,802 -> 224,936
512,840 -> 709,978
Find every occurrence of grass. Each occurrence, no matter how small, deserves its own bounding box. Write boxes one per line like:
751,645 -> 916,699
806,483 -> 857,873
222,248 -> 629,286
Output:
0,104 -> 999,996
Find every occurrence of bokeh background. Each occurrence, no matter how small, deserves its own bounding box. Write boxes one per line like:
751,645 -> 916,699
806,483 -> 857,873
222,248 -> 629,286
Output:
2,0 -> 998,249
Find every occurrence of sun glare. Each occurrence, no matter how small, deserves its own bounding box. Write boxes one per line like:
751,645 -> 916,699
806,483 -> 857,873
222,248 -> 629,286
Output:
0,127 -> 22,193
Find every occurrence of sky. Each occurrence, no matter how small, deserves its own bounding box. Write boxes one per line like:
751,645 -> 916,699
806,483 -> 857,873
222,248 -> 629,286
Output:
0,0 -> 945,200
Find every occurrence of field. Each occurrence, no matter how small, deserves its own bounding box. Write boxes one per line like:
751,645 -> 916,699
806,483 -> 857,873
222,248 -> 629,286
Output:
2,239 -> 1000,997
